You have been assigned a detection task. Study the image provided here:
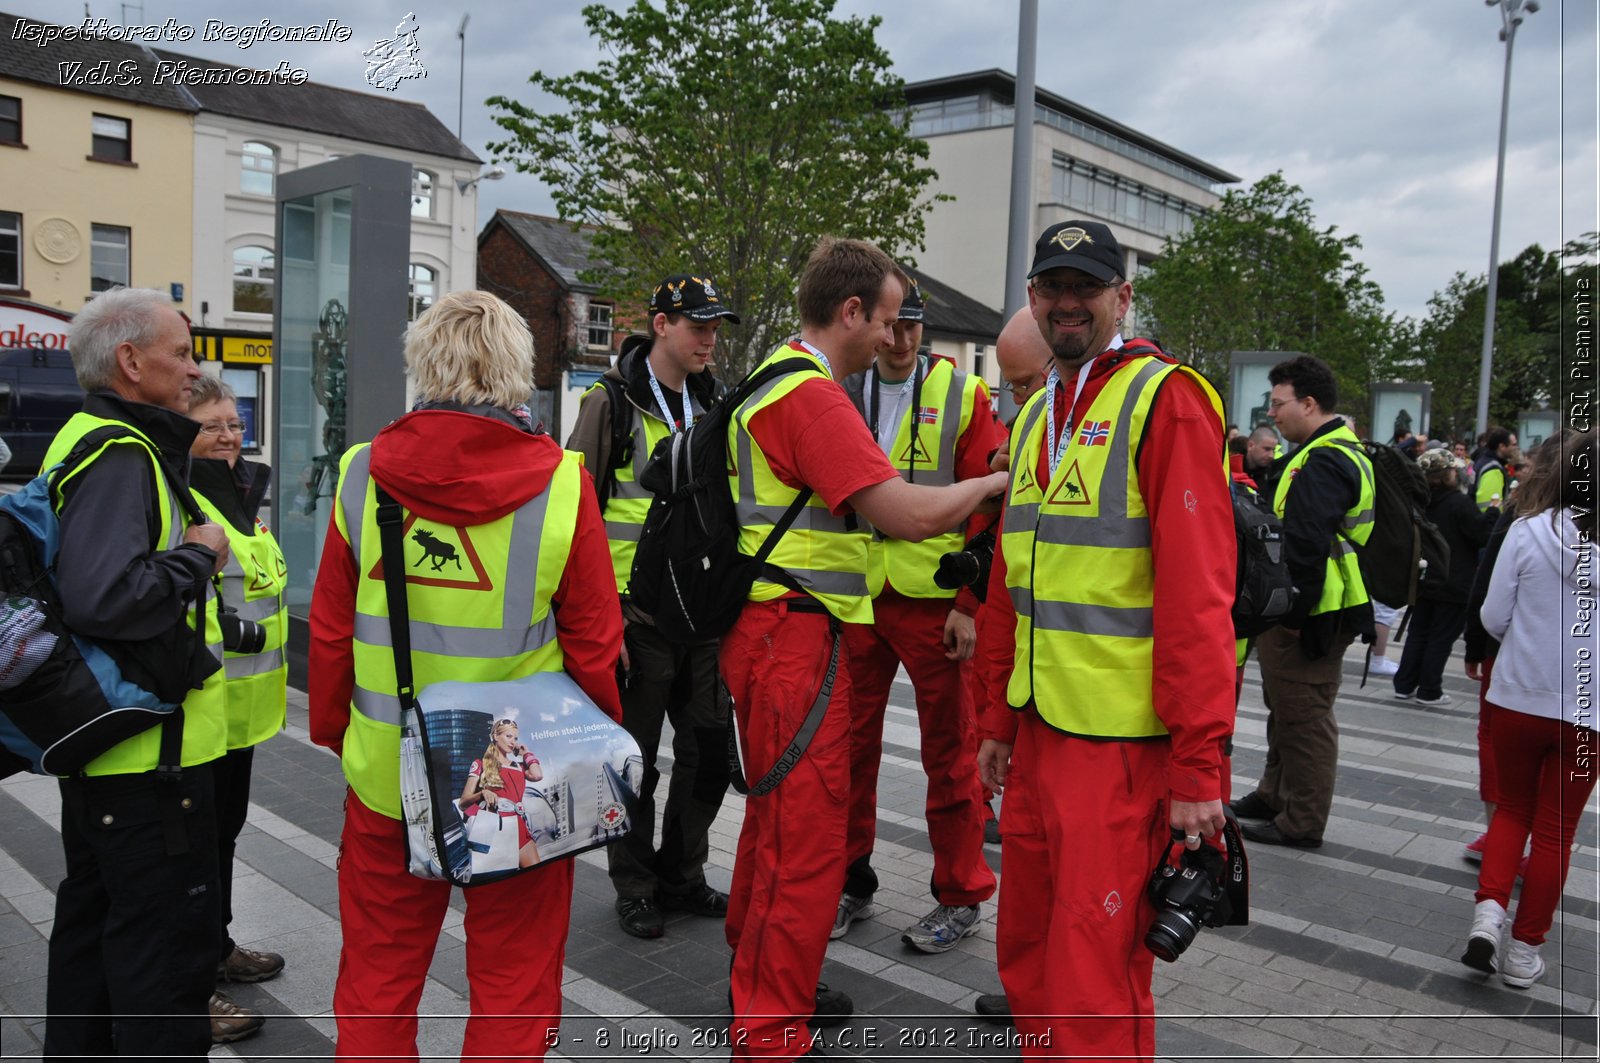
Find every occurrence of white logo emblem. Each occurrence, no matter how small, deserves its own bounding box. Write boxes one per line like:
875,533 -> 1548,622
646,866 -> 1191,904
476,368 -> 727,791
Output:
1103,891 -> 1123,918
364,13 -> 427,92
1184,489 -> 1197,515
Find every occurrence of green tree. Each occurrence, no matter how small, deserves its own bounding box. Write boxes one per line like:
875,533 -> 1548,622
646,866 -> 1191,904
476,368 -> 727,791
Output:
487,0 -> 943,376
1133,172 -> 1399,421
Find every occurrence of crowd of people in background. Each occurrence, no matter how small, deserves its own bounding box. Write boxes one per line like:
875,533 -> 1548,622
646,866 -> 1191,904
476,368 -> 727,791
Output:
32,216 -> 1591,1063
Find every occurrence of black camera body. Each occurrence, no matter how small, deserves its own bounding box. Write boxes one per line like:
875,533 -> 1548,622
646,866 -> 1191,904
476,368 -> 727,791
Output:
1144,812 -> 1248,963
933,529 -> 996,601
218,607 -> 268,655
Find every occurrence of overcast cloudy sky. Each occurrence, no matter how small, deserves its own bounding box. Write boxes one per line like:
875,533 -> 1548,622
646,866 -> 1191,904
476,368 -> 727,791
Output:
8,0 -> 1595,323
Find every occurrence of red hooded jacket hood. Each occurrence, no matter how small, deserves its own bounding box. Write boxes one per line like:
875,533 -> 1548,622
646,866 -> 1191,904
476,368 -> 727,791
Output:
367,409 -> 564,527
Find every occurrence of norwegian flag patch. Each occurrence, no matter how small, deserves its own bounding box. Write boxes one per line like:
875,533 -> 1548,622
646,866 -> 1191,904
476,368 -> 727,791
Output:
914,406 -> 939,424
1077,420 -> 1111,446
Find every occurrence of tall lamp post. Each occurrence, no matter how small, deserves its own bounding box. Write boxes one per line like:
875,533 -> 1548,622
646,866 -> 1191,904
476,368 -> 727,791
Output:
456,13 -> 470,141
1475,0 -> 1538,439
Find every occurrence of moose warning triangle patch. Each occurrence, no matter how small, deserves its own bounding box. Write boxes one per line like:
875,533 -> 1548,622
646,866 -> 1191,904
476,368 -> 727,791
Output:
1045,459 -> 1092,507
367,515 -> 494,591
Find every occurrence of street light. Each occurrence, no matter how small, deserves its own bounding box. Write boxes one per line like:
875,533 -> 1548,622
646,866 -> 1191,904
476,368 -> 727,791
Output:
456,13 -> 470,142
456,166 -> 505,195
1475,0 -> 1539,440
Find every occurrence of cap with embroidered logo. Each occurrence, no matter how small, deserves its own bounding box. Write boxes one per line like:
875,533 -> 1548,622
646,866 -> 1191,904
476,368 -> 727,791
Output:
648,274 -> 741,324
1028,220 -> 1125,284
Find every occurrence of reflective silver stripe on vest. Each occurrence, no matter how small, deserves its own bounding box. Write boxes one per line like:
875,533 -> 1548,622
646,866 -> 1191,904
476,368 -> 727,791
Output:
341,448 -> 560,681
732,373 -> 854,541
225,647 -> 285,679
1034,599 -> 1153,639
352,683 -> 400,722
610,414 -> 657,502
756,567 -> 870,597
605,519 -> 644,543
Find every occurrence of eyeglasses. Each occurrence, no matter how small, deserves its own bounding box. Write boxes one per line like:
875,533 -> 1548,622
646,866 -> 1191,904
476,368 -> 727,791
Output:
198,421 -> 245,436
1031,276 -> 1114,301
1267,398 -> 1300,411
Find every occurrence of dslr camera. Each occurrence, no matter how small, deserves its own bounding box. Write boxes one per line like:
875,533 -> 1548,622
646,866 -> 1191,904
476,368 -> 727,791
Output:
1144,812 -> 1249,963
218,605 -> 268,655
933,529 -> 996,601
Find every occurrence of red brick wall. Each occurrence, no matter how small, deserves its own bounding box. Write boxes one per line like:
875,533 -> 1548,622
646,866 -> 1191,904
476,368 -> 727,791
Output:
477,225 -> 572,392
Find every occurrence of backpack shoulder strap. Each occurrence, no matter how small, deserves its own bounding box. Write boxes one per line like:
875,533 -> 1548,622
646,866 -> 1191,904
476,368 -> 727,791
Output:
594,376 -> 633,504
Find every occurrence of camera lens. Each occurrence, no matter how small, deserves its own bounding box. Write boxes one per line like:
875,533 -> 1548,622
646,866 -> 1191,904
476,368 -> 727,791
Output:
219,610 -> 268,655
1144,909 -> 1201,963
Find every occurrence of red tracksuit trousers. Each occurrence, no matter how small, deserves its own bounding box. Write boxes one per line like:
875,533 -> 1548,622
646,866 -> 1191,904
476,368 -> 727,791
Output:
843,591 -> 995,905
996,714 -> 1170,1062
333,792 -> 573,1062
721,600 -> 852,1061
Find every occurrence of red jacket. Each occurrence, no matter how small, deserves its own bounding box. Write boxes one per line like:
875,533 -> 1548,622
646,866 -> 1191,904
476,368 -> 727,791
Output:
976,342 -> 1236,802
309,410 -> 623,754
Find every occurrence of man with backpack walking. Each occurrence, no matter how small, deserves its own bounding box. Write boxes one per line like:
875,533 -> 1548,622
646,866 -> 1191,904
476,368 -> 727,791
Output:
1231,354 -> 1374,848
831,277 -> 1001,953
717,237 -> 1005,1060
566,274 -> 737,939
44,287 -> 232,1060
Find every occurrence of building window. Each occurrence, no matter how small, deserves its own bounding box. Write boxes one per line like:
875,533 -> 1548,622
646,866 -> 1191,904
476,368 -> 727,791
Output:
90,224 -> 129,291
241,141 -> 276,196
91,114 -> 131,162
411,169 -> 434,218
0,211 -> 19,289
0,96 -> 20,144
232,245 -> 274,314
408,263 -> 437,321
222,367 -> 262,450
587,302 -> 613,349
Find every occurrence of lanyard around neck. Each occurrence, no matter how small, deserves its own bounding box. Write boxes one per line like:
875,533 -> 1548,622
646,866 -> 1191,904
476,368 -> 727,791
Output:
1042,358 -> 1096,476
795,339 -> 833,379
645,355 -> 692,433
866,356 -> 920,442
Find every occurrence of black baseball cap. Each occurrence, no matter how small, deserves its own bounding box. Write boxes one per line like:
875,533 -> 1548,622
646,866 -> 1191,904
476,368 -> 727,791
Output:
1027,221 -> 1125,284
648,274 -> 741,324
898,276 -> 926,322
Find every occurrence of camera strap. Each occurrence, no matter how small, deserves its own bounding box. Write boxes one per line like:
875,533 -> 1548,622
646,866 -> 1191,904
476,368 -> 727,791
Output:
373,486 -> 417,717
728,613 -> 840,798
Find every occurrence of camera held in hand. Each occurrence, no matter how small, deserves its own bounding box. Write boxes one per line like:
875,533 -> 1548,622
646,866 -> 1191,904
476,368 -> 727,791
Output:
218,606 -> 268,655
933,529 -> 996,601
1144,812 -> 1249,963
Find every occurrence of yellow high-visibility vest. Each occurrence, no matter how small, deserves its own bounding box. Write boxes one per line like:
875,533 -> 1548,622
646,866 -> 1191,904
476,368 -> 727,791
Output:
1002,357 -> 1224,738
729,344 -> 874,625
333,444 -> 580,819
1275,426 -> 1374,617
44,413 -> 227,773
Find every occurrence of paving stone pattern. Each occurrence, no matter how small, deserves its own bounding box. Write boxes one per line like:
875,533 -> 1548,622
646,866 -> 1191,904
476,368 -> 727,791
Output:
0,641 -> 1595,1060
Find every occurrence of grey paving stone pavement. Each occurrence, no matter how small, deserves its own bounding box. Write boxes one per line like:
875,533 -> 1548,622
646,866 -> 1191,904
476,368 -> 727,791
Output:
0,640 -> 1595,1060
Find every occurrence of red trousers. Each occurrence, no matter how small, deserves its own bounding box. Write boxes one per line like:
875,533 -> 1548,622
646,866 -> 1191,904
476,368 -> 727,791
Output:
721,601 -> 852,1061
1476,656 -> 1501,806
1475,702 -> 1597,946
842,592 -> 995,905
334,792 -> 573,1062
996,714 -> 1169,1062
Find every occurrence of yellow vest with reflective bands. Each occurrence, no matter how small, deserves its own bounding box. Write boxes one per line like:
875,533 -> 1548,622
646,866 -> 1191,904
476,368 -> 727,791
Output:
193,490 -> 288,750
1002,357 -> 1224,738
334,443 -> 579,820
729,344 -> 874,624
1273,426 -> 1374,616
44,413 -> 227,774
865,357 -> 981,599
583,380 -> 684,594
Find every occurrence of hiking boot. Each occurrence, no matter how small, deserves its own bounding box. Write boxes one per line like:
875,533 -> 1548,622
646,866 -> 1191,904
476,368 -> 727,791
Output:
901,904 -> 981,954
1461,898 -> 1506,974
659,883 -> 730,918
830,892 -> 875,940
1229,791 -> 1277,821
1501,938 -> 1546,988
217,944 -> 285,984
811,983 -> 853,1028
616,896 -> 665,939
974,993 -> 1013,1025
210,991 -> 265,1044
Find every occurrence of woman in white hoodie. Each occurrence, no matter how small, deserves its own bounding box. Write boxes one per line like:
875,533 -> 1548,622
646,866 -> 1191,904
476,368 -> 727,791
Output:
1461,428 -> 1597,988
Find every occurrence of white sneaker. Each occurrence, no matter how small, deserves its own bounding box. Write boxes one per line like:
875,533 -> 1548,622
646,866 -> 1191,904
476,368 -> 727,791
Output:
1501,938 -> 1546,988
830,892 -> 874,940
1461,899 -> 1506,973
1369,656 -> 1399,676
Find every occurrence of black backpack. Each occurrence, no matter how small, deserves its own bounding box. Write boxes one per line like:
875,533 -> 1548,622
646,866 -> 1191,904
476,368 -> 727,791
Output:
1230,480 -> 1297,638
1337,440 -> 1451,613
629,356 -> 817,643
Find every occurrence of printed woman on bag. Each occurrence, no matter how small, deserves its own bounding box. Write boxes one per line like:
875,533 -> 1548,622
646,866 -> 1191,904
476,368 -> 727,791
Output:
460,718 -> 544,867
309,290 -> 622,1063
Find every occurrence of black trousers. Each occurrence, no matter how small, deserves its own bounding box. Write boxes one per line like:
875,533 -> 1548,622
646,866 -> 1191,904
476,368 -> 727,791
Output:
1395,599 -> 1468,701
213,745 -> 255,960
45,764 -> 220,1060
607,621 -> 730,899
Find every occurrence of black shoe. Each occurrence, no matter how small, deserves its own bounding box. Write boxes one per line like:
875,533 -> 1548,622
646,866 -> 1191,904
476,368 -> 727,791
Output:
659,882 -> 730,918
974,993 -> 1013,1025
811,983 -> 853,1028
1241,820 -> 1322,849
616,896 -> 665,938
1229,791 -> 1278,820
